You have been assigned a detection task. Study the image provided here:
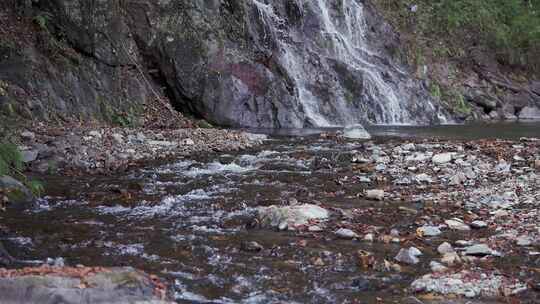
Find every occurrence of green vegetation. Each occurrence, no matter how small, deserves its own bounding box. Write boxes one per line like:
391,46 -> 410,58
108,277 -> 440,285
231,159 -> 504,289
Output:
375,0 -> 540,72
0,142 -> 43,197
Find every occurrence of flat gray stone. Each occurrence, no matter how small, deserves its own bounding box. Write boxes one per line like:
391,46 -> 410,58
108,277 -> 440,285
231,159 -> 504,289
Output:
0,267 -> 173,304
465,244 -> 494,256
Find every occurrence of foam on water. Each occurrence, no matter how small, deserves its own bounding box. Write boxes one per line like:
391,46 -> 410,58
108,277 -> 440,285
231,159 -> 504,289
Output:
183,162 -> 257,177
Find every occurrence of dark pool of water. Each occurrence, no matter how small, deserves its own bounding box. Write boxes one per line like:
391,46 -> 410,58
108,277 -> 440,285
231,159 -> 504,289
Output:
246,121 -> 540,141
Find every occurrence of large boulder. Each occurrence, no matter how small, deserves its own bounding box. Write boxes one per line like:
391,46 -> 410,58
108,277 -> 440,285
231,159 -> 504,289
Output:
0,175 -> 34,206
0,266 -> 173,304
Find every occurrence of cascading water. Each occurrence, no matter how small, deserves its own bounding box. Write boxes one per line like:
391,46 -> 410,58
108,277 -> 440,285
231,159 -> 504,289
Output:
250,0 -> 447,126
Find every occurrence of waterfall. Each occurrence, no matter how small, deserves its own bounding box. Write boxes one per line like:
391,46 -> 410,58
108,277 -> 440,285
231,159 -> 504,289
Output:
250,0 -> 446,127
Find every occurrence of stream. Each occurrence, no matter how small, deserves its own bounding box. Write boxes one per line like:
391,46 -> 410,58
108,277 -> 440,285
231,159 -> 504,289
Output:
2,122 -> 540,303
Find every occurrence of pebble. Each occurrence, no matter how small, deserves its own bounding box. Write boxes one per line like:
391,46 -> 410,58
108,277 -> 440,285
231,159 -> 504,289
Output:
415,173 -> 433,183
432,153 -> 453,164
363,233 -> 374,242
445,219 -> 470,231
21,150 -> 38,163
21,131 -> 35,140
89,130 -> 101,138
335,228 -> 359,239
417,226 -> 441,237
395,247 -> 421,265
516,236 -> 532,246
240,241 -> 263,252
112,133 -> 124,144
437,242 -> 455,255
448,172 -> 467,185
430,261 -> 448,273
308,225 -> 324,232
366,189 -> 385,200
441,252 -> 461,266
465,244 -> 494,256
471,220 -> 488,229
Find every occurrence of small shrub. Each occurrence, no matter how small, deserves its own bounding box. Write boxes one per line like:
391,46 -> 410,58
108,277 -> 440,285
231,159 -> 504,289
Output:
0,141 -> 44,197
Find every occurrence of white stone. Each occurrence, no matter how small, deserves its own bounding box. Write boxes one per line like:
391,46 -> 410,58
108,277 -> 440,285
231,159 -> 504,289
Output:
430,261 -> 448,273
432,153 -> 453,164
465,244 -> 494,256
363,233 -> 374,242
21,131 -> 35,140
471,220 -> 488,229
445,219 -> 470,231
418,226 -> 441,237
257,204 -> 329,231
437,242 -> 455,255
335,228 -> 359,239
395,248 -> 420,265
516,236 -> 532,246
366,189 -> 385,200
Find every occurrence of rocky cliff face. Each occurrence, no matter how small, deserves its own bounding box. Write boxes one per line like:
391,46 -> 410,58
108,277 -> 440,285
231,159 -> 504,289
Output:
0,0 -> 448,128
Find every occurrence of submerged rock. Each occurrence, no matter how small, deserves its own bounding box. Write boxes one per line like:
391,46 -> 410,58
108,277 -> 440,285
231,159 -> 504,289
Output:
0,266 -> 173,304
257,204 -> 329,231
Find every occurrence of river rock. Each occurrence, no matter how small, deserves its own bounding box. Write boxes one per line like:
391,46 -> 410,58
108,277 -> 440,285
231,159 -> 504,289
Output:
445,219 -> 470,231
430,261 -> 448,273
335,228 -> 359,239
411,270 -> 527,298
437,242 -> 455,255
363,233 -> 374,242
395,247 -> 421,265
21,150 -> 38,163
465,244 -> 494,256
516,236 -> 533,247
471,220 -> 488,229
241,241 -> 264,252
448,172 -> 467,185
257,204 -> 329,231
518,106 -> 540,119
432,153 -> 453,164
441,252 -> 461,266
111,133 -> 124,144
21,131 -> 35,140
415,173 -> 433,183
243,133 -> 268,142
0,175 -> 34,206
417,226 -> 441,237
342,125 -> 372,140
366,189 -> 385,200
0,267 -> 173,304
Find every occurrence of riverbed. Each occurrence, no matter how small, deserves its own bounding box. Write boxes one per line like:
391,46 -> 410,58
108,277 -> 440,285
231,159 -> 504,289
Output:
2,122 -> 540,303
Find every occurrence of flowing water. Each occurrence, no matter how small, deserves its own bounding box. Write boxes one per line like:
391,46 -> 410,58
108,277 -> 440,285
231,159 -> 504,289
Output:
2,122 -> 540,303
251,0 -> 446,127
